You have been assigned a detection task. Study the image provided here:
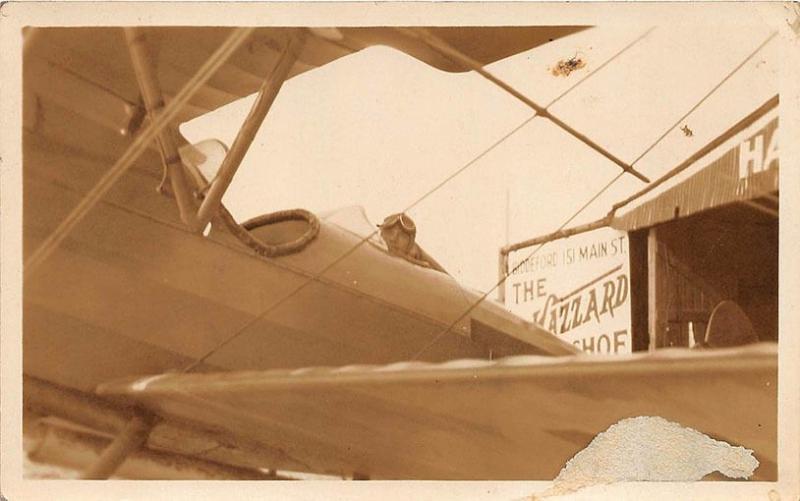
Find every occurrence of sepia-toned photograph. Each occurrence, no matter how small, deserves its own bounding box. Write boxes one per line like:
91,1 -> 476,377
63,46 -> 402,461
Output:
1,2 -> 799,500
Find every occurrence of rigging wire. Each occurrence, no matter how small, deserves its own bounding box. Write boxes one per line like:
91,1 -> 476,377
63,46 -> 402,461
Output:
410,171 -> 624,360
629,30 -> 777,167
402,27 -> 653,183
410,29 -> 778,360
182,27 -> 658,371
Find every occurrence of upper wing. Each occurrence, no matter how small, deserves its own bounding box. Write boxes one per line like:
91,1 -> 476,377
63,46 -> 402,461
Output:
25,26 -> 588,127
97,343 -> 777,480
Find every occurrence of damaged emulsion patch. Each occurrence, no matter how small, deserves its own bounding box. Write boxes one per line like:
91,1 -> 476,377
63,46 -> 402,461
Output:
535,416 -> 759,498
550,55 -> 586,77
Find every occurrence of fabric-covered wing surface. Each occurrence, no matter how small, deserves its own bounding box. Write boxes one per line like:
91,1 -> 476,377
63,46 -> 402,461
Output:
98,344 -> 777,480
26,26 -> 588,129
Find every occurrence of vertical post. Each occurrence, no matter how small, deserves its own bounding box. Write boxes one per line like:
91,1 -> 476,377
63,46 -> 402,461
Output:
499,189 -> 510,304
628,230 -> 650,352
647,227 -> 665,352
504,189 -> 510,247
81,414 -> 153,479
497,251 -> 508,303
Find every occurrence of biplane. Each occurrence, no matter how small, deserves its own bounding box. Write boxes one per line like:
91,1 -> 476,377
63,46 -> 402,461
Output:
21,26 -> 777,481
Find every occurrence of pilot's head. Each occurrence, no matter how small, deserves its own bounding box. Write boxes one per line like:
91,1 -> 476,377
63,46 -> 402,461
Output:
378,213 -> 417,255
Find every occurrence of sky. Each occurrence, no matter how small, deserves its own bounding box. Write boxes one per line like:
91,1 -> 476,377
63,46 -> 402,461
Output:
181,23 -> 779,293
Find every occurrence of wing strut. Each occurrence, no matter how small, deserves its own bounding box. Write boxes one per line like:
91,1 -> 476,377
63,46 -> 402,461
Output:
397,27 -> 651,183
80,413 -> 155,479
125,27 -> 202,229
125,28 -> 306,234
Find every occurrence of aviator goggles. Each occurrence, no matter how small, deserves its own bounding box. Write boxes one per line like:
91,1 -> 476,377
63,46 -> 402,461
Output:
377,213 -> 416,233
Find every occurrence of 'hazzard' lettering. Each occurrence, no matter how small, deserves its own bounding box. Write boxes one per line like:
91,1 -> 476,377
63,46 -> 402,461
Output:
533,273 -> 629,335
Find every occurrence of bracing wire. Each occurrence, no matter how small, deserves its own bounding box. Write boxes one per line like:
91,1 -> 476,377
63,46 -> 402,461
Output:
410,171 -> 625,360
630,31 -> 777,167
